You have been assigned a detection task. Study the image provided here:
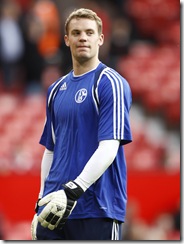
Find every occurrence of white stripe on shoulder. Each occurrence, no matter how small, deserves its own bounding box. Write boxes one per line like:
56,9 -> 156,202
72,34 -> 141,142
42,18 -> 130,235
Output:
94,67 -> 109,106
48,75 -> 67,107
47,75 -> 67,145
103,69 -> 125,139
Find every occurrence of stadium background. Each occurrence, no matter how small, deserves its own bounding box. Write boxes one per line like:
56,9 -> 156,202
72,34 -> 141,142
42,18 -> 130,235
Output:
0,0 -> 180,240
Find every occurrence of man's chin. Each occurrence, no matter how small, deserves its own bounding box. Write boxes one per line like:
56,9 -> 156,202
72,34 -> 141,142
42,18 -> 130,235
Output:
76,55 -> 90,63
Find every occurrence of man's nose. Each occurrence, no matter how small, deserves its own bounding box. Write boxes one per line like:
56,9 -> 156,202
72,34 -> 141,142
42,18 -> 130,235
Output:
79,32 -> 87,41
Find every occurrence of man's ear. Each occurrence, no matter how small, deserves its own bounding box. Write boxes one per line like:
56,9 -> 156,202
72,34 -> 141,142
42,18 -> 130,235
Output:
98,34 -> 104,46
64,35 -> 69,47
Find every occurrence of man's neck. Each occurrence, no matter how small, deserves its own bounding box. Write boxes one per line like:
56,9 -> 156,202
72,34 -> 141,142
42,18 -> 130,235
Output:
73,58 -> 100,76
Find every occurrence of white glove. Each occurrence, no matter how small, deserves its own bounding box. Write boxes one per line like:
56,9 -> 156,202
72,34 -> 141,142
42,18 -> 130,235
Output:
37,181 -> 84,230
31,214 -> 38,240
37,189 -> 75,230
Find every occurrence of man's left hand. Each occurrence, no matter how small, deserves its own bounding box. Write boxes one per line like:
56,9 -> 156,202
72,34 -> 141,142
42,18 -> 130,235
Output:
38,190 -> 75,230
37,181 -> 84,230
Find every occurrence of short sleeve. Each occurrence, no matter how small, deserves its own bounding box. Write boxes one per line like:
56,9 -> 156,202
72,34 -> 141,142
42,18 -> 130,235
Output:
97,68 -> 132,145
39,85 -> 55,151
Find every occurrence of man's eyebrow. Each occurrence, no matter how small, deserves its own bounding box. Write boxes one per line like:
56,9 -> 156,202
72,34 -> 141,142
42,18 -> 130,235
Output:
71,29 -> 79,32
86,29 -> 95,32
71,28 -> 95,32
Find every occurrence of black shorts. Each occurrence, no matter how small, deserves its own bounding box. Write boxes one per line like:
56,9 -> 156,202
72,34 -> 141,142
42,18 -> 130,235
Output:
36,218 -> 122,240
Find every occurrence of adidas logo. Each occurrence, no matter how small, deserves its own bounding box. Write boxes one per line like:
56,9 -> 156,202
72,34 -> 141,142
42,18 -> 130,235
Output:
60,82 -> 67,90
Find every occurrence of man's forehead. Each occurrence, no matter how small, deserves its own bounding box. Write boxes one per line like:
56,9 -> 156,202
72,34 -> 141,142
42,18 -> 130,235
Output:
69,18 -> 98,31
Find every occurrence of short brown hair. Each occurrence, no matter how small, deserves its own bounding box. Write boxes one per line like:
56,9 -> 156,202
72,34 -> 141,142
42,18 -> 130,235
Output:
65,8 -> 103,35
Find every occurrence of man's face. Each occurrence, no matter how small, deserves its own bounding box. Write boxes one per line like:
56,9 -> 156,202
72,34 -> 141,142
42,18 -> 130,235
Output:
64,18 -> 104,63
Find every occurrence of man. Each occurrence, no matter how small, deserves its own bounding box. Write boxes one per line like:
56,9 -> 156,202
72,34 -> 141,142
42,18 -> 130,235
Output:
31,8 -> 132,240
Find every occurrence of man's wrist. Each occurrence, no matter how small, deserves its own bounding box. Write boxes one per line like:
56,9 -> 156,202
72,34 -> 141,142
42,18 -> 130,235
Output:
63,181 -> 84,201
35,198 -> 41,213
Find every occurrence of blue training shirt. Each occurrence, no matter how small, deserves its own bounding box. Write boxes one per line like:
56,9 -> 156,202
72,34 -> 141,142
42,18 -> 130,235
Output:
39,62 -> 132,222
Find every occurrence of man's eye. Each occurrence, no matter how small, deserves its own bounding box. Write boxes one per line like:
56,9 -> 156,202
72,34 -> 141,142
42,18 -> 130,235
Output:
73,31 -> 80,36
87,31 -> 93,35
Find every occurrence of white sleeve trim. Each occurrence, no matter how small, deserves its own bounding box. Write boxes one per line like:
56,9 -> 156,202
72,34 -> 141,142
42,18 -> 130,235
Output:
38,148 -> 53,198
75,140 -> 120,191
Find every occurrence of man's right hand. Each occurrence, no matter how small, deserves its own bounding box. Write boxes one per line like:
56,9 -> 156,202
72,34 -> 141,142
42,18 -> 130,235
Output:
31,214 -> 38,240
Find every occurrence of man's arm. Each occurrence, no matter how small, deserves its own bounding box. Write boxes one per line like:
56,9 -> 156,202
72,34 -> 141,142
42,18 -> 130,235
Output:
39,148 -> 54,198
75,139 -> 120,191
31,148 -> 53,240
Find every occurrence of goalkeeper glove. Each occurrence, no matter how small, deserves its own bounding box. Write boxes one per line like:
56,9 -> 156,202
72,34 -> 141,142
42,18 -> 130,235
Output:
30,198 -> 41,240
31,214 -> 38,240
37,181 -> 84,230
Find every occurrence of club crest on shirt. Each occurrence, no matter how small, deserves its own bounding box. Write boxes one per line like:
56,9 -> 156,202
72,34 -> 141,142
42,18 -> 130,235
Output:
75,88 -> 88,103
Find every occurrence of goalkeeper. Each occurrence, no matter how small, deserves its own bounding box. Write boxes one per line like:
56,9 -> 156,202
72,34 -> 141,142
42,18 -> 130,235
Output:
31,8 -> 132,240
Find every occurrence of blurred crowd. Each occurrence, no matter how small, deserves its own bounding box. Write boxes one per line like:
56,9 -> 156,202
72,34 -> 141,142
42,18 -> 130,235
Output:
0,0 -> 180,240
0,0 -> 132,93
0,0 -> 179,94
